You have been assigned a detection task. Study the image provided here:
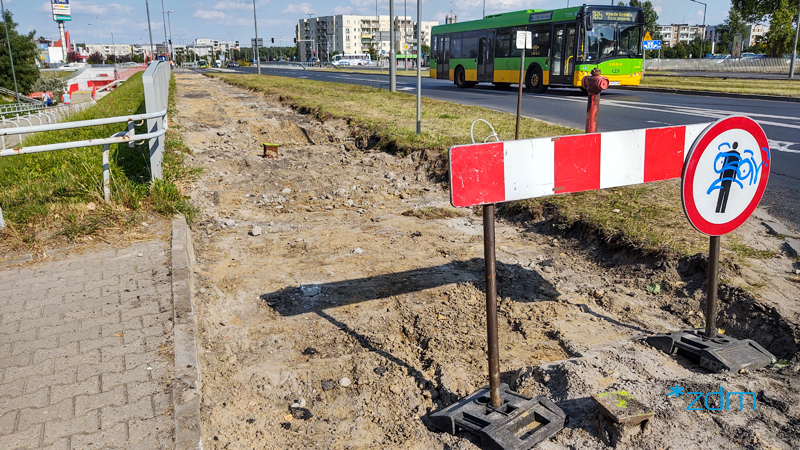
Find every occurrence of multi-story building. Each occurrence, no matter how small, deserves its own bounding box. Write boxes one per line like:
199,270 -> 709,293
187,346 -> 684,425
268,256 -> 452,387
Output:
657,24 -> 706,48
295,15 -> 437,62
744,23 -> 767,47
85,44 -> 133,58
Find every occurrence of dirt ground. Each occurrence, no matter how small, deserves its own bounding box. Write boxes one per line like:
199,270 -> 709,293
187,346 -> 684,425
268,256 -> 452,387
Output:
175,71 -> 800,450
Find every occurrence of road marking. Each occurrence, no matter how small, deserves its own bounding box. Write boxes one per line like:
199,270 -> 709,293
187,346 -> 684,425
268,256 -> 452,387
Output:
769,140 -> 800,154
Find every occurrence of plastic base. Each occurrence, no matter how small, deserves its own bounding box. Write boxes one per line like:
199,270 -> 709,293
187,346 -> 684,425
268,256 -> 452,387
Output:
645,329 -> 775,373
429,384 -> 566,450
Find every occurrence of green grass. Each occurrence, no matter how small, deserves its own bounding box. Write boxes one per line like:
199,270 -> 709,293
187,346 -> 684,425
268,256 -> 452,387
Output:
639,75 -> 800,97
729,242 -> 776,260
208,73 -> 720,257
0,72 -> 198,244
401,206 -> 461,220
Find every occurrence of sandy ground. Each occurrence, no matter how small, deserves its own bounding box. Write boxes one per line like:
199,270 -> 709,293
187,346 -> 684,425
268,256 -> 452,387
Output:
175,71 -> 800,450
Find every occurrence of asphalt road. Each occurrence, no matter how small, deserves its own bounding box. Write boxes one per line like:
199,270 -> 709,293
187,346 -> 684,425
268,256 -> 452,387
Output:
207,66 -> 800,234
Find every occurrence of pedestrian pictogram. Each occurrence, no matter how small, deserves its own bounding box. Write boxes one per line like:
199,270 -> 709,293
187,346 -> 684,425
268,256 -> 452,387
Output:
681,116 -> 770,236
643,31 -> 652,41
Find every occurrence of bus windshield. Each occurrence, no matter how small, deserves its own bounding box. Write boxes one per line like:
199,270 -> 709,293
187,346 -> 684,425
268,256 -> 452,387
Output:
583,22 -> 642,62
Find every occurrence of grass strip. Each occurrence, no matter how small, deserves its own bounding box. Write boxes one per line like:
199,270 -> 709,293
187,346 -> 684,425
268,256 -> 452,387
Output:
209,73 -> 716,257
0,71 -> 198,244
639,75 -> 800,98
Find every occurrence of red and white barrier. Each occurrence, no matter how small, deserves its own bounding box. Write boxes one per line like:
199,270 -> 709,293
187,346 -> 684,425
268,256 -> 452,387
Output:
450,123 -> 711,208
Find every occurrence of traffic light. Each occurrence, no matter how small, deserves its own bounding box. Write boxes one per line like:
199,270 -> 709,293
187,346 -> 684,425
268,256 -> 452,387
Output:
271,38 -> 274,43
293,38 -> 297,43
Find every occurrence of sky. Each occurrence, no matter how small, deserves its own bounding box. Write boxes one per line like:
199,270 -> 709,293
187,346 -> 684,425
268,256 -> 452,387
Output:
8,0 -> 737,48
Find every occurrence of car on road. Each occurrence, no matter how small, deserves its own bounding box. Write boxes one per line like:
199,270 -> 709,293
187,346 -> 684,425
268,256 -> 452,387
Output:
332,60 -> 350,67
227,61 -> 239,67
211,62 -> 220,68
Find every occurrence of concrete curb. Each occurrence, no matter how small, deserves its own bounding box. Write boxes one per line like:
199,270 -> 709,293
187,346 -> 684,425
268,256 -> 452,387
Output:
617,85 -> 800,103
171,216 -> 204,449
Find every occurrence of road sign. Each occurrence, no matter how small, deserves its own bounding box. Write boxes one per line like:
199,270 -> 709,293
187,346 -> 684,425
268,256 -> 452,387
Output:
381,49 -> 386,55
54,15 -> 72,21
449,123 -> 710,207
404,44 -> 409,50
681,116 -> 770,236
643,40 -> 661,50
251,38 -> 263,47
644,31 -> 652,41
515,31 -> 532,50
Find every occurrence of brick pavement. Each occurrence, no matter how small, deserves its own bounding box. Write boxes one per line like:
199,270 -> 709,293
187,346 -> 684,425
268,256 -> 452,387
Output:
0,240 -> 175,449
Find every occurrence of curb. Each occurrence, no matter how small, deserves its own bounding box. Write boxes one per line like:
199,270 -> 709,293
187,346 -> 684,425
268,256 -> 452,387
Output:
171,216 -> 204,449
617,85 -> 800,103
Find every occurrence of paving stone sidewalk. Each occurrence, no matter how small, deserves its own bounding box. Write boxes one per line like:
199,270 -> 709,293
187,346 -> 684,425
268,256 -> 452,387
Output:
0,240 -> 175,449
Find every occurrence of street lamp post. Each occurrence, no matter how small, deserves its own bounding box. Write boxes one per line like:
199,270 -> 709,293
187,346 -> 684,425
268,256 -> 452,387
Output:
0,0 -> 19,102
226,33 -> 233,62
110,32 -> 116,62
790,0 -> 799,78
252,0 -> 261,74
689,0 -> 707,59
163,9 -> 174,61
145,0 -> 155,62
160,0 -> 169,60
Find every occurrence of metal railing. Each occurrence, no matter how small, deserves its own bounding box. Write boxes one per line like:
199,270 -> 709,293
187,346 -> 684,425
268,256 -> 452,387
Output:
0,103 -> 47,117
0,86 -> 40,104
0,103 -> 93,148
646,57 -> 800,74
0,61 -> 170,229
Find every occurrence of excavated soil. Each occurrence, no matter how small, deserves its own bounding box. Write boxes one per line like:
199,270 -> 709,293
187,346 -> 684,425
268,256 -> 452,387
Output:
175,71 -> 800,449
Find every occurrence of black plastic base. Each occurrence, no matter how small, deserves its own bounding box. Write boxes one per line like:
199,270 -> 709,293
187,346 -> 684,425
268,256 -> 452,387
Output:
644,329 -> 775,373
429,384 -> 566,450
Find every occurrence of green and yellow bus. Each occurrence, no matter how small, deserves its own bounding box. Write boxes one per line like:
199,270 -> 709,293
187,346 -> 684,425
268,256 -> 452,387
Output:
430,5 -> 645,93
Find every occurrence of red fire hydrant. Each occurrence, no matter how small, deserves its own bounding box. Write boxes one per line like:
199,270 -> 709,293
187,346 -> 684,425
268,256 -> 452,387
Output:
583,68 -> 610,134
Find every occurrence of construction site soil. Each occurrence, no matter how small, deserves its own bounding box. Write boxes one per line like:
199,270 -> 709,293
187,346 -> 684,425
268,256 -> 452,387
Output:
175,72 -> 800,450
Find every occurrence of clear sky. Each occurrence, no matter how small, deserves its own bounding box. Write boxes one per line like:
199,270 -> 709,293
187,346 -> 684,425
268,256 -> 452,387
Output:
11,0 -> 736,48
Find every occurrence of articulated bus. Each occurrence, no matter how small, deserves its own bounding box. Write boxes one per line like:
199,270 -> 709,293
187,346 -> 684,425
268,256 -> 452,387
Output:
430,5 -> 645,93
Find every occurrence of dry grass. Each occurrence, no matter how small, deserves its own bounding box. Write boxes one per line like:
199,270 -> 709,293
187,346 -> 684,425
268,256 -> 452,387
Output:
402,206 -> 461,220
322,67 -> 430,78
639,75 -> 800,97
209,73 -> 719,257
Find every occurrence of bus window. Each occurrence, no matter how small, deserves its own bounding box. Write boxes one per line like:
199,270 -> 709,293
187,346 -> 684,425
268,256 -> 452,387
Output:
495,28 -> 511,58
463,31 -> 479,59
530,28 -> 550,58
432,35 -> 438,60
450,33 -> 462,60
585,23 -> 617,61
444,34 -> 451,61
619,25 -> 642,56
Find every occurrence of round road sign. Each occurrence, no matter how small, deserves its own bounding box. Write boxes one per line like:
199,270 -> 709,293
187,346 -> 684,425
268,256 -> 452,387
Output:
681,116 -> 770,236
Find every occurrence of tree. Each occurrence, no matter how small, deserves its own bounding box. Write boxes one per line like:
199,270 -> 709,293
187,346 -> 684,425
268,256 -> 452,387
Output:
618,0 -> 660,38
30,72 -> 67,99
86,52 -> 104,64
687,36 -> 712,57
67,50 -> 82,63
0,10 -> 40,94
761,0 -> 797,56
366,43 -> 378,62
421,43 -> 430,57
732,0 -> 798,22
715,7 -> 748,55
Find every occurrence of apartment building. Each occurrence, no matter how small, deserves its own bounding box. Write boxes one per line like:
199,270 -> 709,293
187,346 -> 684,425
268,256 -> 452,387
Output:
658,24 -> 706,47
295,15 -> 438,62
85,44 -> 133,57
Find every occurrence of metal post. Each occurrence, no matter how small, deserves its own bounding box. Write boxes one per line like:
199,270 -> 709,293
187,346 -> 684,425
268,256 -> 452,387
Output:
790,0 -> 799,78
145,1 -> 155,62
483,204 -> 501,408
704,235 -> 720,339
515,33 -> 526,140
415,0 -> 421,135
390,0 -> 396,92
102,144 -> 111,202
165,10 -> 174,61
160,0 -> 169,60
0,0 -> 20,103
58,21 -> 68,63
253,0 -> 261,74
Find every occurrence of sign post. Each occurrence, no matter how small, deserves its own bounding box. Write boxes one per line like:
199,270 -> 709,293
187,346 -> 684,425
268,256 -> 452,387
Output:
647,116 -> 776,372
642,33 -> 660,79
515,30 -> 531,140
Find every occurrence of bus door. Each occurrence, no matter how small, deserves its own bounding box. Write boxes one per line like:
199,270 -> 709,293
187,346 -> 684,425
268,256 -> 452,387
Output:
437,34 -> 449,79
477,30 -> 495,82
550,23 -> 576,85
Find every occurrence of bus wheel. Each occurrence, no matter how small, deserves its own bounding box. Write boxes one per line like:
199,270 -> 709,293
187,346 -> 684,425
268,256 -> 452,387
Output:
525,66 -> 548,94
455,67 -> 470,89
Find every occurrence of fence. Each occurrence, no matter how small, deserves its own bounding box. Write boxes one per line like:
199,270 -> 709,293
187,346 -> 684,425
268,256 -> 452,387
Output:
646,57 -> 800,74
0,103 -> 92,147
0,61 -> 171,228
0,103 -> 47,117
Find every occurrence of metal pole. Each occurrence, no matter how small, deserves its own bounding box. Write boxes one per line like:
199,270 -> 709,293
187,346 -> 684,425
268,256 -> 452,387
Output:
111,32 -> 115,62
146,0 -> 155,61
515,33 -> 525,140
390,0 -> 396,92
165,10 -> 174,61
704,235 -> 720,339
160,0 -> 168,60
0,0 -> 20,103
58,21 -> 67,62
416,0 -> 421,135
483,204 -> 501,408
790,0 -> 799,78
252,0 -> 262,73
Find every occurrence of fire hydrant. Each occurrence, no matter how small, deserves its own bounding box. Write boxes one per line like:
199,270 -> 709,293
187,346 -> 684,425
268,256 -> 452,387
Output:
583,68 -> 610,133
